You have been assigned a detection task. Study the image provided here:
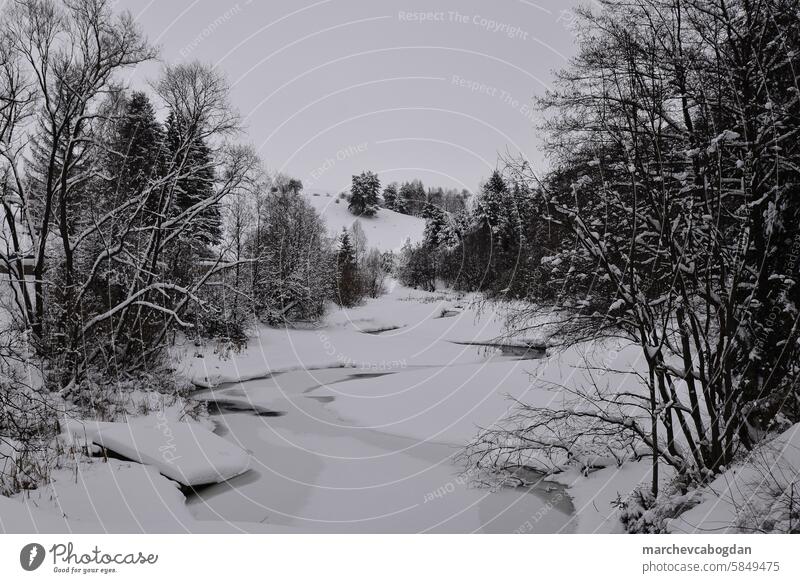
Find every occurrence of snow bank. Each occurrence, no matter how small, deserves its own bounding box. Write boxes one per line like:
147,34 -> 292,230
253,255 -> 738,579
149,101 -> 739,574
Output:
668,423 -> 800,533
552,461 -> 676,533
89,417 -> 251,487
6,459 -> 296,533
0,493 -> 100,533
18,461 -> 194,532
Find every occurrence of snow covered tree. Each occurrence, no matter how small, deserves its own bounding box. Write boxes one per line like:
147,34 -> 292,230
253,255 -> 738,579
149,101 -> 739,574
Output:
272,173 -> 303,196
382,182 -> 399,210
360,248 -> 386,298
397,240 -> 436,292
286,178 -> 303,195
422,204 -> 456,249
104,92 -> 165,209
473,171 -> 509,243
348,171 -> 380,216
248,183 -> 331,324
334,229 -> 362,306
165,110 -> 221,247
398,179 -> 425,216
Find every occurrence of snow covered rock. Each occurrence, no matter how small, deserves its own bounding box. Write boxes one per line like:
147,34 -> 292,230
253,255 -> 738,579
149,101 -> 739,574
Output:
91,417 -> 251,487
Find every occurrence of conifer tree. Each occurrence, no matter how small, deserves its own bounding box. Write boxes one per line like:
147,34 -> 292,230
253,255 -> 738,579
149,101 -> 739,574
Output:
105,92 -> 164,209
164,110 -> 222,246
423,204 -> 456,249
335,229 -> 361,306
348,171 -> 380,216
382,182 -> 399,210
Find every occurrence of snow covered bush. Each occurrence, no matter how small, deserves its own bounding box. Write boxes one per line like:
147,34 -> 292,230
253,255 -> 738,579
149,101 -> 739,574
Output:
396,241 -> 436,292
461,371 -> 647,482
0,377 -> 58,496
62,370 -> 199,422
617,478 -> 704,534
360,248 -> 387,299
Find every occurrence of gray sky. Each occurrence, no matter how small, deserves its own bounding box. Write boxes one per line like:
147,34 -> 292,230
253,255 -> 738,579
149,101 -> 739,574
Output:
118,0 -> 581,194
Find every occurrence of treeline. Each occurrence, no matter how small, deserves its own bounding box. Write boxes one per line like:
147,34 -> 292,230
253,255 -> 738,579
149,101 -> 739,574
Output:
343,171 -> 470,218
397,169 -> 553,297
382,179 -> 470,217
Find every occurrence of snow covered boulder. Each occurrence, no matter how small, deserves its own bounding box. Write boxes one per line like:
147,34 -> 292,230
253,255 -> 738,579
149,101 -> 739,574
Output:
92,416 -> 251,487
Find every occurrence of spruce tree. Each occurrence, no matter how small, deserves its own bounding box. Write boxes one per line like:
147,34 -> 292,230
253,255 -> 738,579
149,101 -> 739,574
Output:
399,179 -> 426,216
105,92 -> 164,209
474,170 -> 508,238
164,110 -> 222,246
423,204 -> 455,249
348,171 -> 380,216
335,229 -> 361,306
382,182 -> 399,210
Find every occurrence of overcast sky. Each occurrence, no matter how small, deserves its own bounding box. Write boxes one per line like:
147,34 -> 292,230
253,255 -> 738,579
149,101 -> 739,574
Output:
118,0 -> 582,194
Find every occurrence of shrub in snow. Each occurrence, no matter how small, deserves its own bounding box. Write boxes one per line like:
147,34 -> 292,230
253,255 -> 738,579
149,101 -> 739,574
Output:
0,379 -> 59,495
617,478 -> 704,533
68,372 -> 200,420
396,241 -> 436,292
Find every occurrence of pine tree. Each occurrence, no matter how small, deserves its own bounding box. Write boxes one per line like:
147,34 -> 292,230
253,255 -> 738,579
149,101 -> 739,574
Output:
399,179 -> 425,216
335,229 -> 361,306
474,170 -> 507,238
382,182 -> 399,210
105,92 -> 164,208
423,204 -> 456,249
348,171 -> 380,216
164,110 -> 222,246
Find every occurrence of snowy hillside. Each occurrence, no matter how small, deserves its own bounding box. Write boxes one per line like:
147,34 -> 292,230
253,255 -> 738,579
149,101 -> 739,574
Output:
303,193 -> 425,252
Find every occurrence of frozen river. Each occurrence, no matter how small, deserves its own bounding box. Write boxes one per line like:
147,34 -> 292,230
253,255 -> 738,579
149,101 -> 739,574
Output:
187,366 -> 575,533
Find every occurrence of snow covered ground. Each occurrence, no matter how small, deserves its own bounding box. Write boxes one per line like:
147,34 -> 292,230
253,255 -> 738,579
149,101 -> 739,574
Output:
303,192 -> 425,251
667,423 -> 800,534
173,283 -> 654,532
6,459 -> 296,533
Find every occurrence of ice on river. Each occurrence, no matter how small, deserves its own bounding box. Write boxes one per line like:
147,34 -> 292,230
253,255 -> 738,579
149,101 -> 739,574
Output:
189,368 -> 574,533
